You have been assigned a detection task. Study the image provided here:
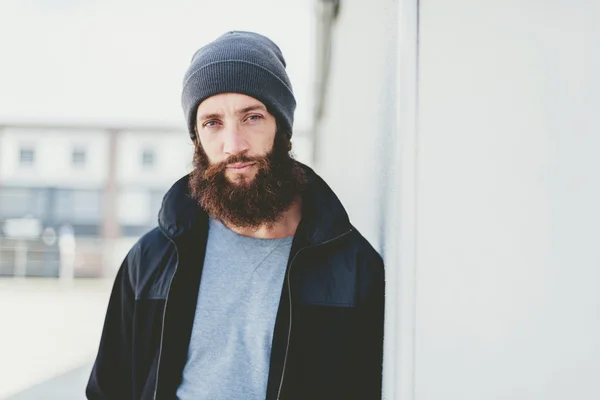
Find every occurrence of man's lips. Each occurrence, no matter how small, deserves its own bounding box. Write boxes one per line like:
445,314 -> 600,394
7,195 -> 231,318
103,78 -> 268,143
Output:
226,162 -> 255,170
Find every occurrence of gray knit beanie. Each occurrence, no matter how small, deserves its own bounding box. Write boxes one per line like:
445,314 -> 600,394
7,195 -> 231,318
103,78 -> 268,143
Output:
182,31 -> 296,140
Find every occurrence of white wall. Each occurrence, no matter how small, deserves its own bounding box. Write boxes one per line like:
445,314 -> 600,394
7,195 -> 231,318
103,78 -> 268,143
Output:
417,1 -> 600,399
313,0 -> 399,250
0,128 -> 108,188
311,1 -> 400,398
116,130 -> 193,189
315,0 -> 600,399
0,127 -> 194,190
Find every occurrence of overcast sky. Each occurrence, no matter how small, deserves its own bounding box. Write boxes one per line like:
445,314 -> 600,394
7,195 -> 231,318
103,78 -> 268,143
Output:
0,0 -> 314,131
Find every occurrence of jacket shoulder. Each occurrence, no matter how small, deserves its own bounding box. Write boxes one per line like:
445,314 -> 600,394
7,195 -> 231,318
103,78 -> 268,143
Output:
347,226 -> 384,268
345,226 -> 385,301
125,227 -> 175,298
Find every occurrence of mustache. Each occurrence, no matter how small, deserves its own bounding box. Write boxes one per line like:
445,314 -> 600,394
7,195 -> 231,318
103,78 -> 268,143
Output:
203,152 -> 270,179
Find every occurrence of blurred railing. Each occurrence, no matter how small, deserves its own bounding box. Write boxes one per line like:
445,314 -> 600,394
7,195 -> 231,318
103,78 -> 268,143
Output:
0,235 -> 136,279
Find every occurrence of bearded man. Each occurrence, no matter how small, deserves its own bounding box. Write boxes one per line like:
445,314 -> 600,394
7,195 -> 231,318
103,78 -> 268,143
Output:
87,31 -> 385,400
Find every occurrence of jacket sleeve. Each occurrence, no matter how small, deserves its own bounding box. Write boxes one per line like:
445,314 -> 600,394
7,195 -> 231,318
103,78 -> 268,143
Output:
357,251 -> 385,399
86,252 -> 135,400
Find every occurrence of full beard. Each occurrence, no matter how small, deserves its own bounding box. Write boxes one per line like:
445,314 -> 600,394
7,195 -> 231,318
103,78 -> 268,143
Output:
188,134 -> 307,229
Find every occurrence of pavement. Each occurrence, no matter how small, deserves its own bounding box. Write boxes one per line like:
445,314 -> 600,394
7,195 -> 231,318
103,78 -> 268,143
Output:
0,278 -> 113,399
7,363 -> 93,400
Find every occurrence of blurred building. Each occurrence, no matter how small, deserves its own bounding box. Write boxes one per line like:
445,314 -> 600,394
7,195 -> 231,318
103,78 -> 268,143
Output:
0,122 -> 192,277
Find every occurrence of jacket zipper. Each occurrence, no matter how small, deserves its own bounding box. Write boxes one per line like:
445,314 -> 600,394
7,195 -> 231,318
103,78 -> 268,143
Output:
276,228 -> 353,400
154,234 -> 179,400
152,228 -> 353,400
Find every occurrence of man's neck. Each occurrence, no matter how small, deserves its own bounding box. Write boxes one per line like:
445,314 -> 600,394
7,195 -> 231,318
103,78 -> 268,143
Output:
222,196 -> 303,239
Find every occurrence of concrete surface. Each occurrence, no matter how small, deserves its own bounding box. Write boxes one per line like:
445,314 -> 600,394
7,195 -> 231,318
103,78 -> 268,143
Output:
0,278 -> 113,399
7,363 -> 93,400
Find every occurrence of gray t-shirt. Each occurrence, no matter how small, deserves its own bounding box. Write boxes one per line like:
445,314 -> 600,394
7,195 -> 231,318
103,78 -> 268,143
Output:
176,218 -> 293,400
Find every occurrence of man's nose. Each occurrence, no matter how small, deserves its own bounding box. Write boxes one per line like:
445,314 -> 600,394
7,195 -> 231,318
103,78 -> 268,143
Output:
222,125 -> 249,156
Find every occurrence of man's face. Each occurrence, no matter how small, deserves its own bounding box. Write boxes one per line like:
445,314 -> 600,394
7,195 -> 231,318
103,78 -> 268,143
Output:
189,92 -> 306,228
195,93 -> 277,184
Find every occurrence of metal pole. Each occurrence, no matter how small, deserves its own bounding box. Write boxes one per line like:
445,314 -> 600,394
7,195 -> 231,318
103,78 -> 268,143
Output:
102,129 -> 120,277
14,239 -> 27,278
311,0 -> 341,164
386,0 -> 420,399
0,128 -> 4,271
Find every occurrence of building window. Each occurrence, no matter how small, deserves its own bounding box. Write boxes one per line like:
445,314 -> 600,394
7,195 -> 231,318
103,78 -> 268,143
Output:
54,189 -> 103,225
142,149 -> 156,168
0,187 -> 47,220
19,147 -> 35,167
72,148 -> 87,167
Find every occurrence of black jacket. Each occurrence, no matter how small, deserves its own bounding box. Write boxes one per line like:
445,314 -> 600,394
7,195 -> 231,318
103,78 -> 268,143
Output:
86,164 -> 385,400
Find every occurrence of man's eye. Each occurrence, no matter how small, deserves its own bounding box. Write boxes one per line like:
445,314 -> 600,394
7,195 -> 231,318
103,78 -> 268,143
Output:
203,121 -> 218,128
247,114 -> 263,121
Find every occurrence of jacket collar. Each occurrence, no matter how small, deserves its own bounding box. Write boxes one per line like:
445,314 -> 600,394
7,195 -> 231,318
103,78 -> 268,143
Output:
157,162 -> 352,245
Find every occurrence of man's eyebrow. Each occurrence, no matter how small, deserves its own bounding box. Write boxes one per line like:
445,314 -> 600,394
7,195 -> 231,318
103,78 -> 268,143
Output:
197,112 -> 223,121
236,105 -> 267,115
197,105 -> 267,121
